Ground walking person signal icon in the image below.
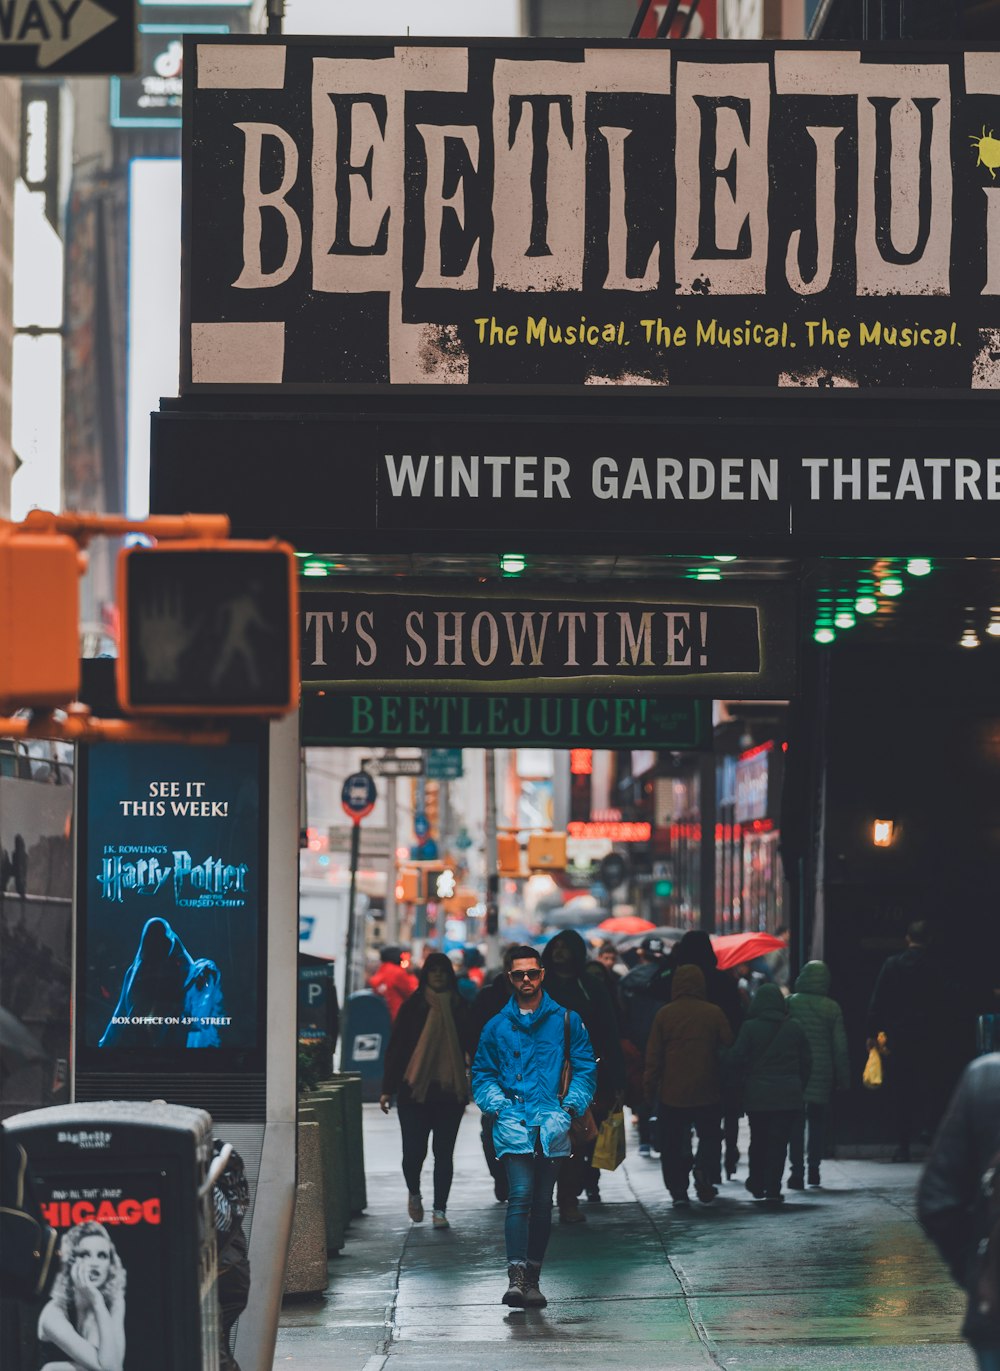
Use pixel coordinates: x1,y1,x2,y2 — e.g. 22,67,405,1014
117,540,298,715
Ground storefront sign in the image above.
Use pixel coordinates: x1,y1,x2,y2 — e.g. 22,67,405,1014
303,690,712,748
301,583,795,698
149,404,1000,552
76,743,264,1070
184,37,1000,392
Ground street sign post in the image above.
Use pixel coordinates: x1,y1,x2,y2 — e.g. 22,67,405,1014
0,0,135,74
342,771,377,997
426,748,463,780
362,755,424,778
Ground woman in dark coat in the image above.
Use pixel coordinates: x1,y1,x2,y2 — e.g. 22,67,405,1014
672,930,745,1179
379,952,474,1229
723,983,811,1203
541,930,625,1216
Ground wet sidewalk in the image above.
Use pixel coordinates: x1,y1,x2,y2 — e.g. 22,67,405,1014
274,1106,975,1371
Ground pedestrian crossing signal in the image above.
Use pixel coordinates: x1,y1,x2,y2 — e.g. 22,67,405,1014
0,529,81,710
117,540,299,716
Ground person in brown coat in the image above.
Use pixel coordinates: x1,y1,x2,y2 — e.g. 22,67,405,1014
643,965,734,1209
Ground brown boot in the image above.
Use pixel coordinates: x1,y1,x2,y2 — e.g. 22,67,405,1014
523,1262,547,1308
501,1263,527,1307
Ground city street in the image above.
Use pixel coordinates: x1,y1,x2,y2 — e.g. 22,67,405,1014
274,1107,974,1371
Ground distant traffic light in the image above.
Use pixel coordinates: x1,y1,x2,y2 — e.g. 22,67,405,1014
117,540,298,715
527,832,567,872
0,528,81,710
497,834,521,877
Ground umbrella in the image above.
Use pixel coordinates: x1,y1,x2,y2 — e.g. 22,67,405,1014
597,914,656,934
0,1005,46,1065
544,895,603,929
711,932,786,972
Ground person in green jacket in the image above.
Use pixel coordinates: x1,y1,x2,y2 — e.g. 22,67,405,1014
724,983,811,1204
786,960,849,1189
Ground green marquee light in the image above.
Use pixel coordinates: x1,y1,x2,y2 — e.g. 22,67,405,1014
880,576,904,597
813,626,836,644
696,569,722,581
713,554,738,562
500,553,526,575
302,562,329,578
855,595,879,615
834,610,856,629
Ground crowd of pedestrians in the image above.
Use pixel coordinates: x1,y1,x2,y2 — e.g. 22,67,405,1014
374,925,870,1304
371,913,1000,1334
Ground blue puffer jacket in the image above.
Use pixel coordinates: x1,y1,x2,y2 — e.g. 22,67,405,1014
471,991,596,1158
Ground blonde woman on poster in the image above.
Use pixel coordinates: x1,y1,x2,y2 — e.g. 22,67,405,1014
37,1221,126,1371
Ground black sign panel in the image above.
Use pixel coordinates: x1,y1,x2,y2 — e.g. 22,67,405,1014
302,691,712,748
184,37,1000,392
0,0,135,75
302,582,795,698
150,400,1000,553
75,742,266,1077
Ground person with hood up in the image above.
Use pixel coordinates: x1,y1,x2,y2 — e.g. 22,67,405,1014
368,945,418,1023
618,934,672,1158
472,945,596,1309
541,930,625,1218
724,982,811,1203
643,965,734,1208
379,952,474,1230
786,960,849,1189
99,917,223,1049
671,930,745,1180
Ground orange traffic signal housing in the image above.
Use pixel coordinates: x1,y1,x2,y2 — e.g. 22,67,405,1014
497,834,522,877
397,869,421,903
0,530,80,710
527,832,567,872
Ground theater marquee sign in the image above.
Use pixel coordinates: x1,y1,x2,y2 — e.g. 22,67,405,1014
184,37,1000,391
300,583,796,699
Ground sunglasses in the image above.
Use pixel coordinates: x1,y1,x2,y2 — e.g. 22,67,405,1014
508,968,542,982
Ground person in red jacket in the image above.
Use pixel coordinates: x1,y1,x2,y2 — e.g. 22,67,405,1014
368,945,418,1022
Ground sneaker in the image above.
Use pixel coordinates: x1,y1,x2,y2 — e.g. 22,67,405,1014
695,1182,718,1203
559,1203,587,1224
585,1187,602,1203
638,1143,651,1159
787,1174,805,1191
745,1178,765,1200
432,1209,450,1229
808,1169,821,1188
407,1193,424,1223
673,1197,692,1211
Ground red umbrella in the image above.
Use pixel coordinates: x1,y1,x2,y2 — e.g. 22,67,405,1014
598,914,656,934
711,932,786,972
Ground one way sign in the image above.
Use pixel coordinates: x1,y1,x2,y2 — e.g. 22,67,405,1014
0,0,134,74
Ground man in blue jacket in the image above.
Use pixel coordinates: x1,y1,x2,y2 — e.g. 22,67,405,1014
472,944,596,1310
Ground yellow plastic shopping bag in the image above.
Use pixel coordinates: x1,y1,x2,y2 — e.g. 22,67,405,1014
862,1044,883,1090
592,1109,626,1171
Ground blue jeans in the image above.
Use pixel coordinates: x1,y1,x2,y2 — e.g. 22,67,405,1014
975,1348,1000,1371
503,1151,561,1265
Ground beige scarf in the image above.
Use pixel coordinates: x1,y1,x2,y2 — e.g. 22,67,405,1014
403,989,469,1104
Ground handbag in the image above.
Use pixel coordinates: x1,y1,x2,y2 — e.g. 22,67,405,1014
862,1043,884,1090
558,1009,598,1149
592,1109,627,1171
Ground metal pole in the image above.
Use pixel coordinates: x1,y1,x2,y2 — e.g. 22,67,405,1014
484,749,500,971
344,819,361,998
385,778,398,943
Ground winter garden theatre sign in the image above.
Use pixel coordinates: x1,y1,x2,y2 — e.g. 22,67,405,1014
185,37,1000,391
